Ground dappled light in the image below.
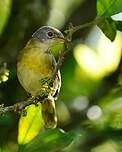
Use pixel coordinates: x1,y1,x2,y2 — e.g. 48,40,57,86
87,105,102,120
47,0,83,28
74,26,122,80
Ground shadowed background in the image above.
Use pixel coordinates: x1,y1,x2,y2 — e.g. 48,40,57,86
0,0,122,152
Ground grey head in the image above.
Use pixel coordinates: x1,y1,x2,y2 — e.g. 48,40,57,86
32,26,64,42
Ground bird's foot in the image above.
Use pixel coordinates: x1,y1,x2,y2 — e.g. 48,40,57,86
40,77,53,87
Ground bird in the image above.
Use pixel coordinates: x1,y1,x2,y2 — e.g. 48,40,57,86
17,26,65,128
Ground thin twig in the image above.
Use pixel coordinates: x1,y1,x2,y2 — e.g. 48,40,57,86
64,17,100,41
52,41,68,81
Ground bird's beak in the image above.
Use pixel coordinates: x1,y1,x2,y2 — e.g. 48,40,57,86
57,35,66,43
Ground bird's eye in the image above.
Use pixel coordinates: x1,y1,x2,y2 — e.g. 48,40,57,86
47,31,54,37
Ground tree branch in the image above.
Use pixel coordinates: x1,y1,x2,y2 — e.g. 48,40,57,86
0,95,48,115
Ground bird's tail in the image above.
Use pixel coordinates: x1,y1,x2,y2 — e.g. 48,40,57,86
42,97,57,128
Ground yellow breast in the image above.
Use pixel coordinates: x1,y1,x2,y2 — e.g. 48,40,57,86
17,44,54,96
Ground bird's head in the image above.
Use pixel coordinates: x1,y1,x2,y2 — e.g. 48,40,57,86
32,26,65,48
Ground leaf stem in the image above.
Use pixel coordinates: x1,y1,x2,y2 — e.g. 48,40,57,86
64,17,100,41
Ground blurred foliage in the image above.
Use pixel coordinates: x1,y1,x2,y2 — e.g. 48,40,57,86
0,63,9,83
74,28,122,80
0,0,122,152
47,0,84,28
0,0,12,34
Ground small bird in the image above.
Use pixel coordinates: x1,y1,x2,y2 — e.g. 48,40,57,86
17,26,65,128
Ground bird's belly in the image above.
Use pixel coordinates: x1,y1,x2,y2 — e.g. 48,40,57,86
17,50,53,96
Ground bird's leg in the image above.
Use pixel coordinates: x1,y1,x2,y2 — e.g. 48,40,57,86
40,77,53,87
39,77,54,97
26,92,31,98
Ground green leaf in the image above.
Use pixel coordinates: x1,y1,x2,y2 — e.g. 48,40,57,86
97,0,122,17
20,128,77,152
18,103,44,145
0,0,12,34
115,21,122,31
97,17,117,41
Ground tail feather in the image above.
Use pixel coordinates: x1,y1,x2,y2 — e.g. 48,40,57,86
42,97,57,128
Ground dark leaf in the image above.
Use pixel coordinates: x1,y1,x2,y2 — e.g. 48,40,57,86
97,16,117,41
115,21,122,31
